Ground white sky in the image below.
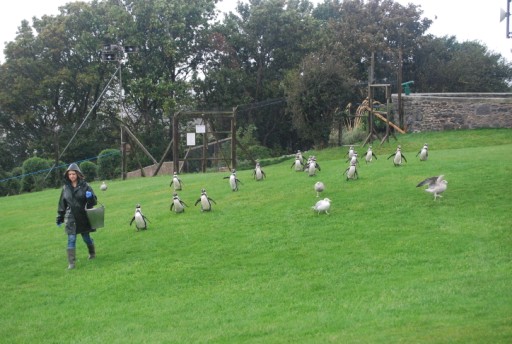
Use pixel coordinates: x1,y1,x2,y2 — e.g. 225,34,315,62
0,0,511,63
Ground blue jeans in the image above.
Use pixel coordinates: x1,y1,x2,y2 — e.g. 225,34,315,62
67,233,94,249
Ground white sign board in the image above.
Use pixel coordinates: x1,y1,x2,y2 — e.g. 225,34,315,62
186,133,196,146
196,124,206,133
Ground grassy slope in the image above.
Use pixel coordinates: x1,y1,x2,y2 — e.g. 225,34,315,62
1,129,511,343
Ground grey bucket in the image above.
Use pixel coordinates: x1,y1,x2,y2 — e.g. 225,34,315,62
85,203,105,229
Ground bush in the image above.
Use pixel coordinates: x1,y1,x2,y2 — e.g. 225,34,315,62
0,167,22,196
80,161,98,181
21,157,51,192
98,149,121,180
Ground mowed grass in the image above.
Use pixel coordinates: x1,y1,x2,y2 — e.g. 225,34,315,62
1,128,511,343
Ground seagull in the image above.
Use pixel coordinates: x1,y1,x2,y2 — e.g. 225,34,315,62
314,181,325,197
364,146,377,164
387,145,407,166
312,198,331,215
416,143,428,161
100,181,107,191
416,175,448,200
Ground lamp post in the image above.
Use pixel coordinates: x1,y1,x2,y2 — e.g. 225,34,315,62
102,44,137,180
501,0,511,38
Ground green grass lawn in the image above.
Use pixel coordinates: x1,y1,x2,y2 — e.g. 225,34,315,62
1,128,511,343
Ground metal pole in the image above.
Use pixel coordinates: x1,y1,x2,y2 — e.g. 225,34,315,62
119,60,127,180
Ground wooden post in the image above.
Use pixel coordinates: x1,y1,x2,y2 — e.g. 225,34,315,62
231,107,237,170
172,112,179,174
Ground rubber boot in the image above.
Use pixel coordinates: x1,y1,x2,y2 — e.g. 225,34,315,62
87,244,96,260
67,248,76,270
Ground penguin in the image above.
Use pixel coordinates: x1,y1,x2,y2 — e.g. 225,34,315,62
345,145,355,159
416,143,428,161
416,175,448,201
344,160,358,181
100,181,107,191
296,150,305,164
291,154,304,171
130,204,150,231
307,157,321,177
170,172,183,191
170,193,188,213
312,198,331,215
314,181,325,197
347,151,359,165
223,169,242,191
194,188,217,211
387,145,407,166
364,146,377,164
253,162,266,181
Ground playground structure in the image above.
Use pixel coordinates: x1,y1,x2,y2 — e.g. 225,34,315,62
363,83,404,146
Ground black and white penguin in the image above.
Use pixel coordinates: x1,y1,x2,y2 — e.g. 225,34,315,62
387,145,407,166
347,151,359,165
416,175,447,200
416,143,428,161
194,188,217,211
307,156,321,177
130,204,150,231
253,162,266,181
364,146,377,164
170,193,188,213
345,145,355,159
224,169,242,191
291,154,304,171
170,172,183,191
344,160,358,181
100,181,107,191
314,181,325,197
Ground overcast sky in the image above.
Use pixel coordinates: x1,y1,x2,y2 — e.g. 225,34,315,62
1,0,511,63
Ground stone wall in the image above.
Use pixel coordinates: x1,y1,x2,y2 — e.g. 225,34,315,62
391,93,512,132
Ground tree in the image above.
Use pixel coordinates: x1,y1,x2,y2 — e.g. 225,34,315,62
284,51,356,147
195,0,320,149
410,35,512,92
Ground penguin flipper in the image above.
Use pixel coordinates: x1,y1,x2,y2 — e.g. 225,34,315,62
209,197,217,204
170,203,174,211
402,154,407,162
387,154,394,160
373,153,377,159
194,199,201,206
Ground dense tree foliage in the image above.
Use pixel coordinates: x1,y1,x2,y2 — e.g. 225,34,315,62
0,0,511,188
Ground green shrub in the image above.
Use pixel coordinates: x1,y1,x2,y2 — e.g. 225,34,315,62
80,161,98,181
21,157,51,192
98,149,121,180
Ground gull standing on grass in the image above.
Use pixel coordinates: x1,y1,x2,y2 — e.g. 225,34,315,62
416,175,448,200
312,198,331,215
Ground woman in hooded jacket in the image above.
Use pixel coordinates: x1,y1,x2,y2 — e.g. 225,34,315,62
56,163,97,269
